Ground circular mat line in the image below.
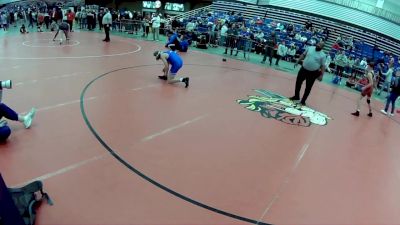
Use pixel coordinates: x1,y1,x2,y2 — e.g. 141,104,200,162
80,63,400,225
0,41,141,60
22,39,81,48
80,64,273,225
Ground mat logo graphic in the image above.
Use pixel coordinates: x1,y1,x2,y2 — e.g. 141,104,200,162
237,89,331,127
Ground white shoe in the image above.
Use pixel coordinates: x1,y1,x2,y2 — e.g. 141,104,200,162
389,113,394,117
0,120,7,127
23,108,36,129
380,109,387,115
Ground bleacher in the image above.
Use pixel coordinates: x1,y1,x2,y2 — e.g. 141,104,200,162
209,1,400,62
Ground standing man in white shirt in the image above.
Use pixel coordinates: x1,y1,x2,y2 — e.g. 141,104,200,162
289,41,326,106
151,13,161,41
102,8,112,42
219,22,228,47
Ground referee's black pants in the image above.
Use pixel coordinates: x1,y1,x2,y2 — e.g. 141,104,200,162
294,66,321,104
104,25,110,41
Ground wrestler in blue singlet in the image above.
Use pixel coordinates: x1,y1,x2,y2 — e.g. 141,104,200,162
164,50,183,75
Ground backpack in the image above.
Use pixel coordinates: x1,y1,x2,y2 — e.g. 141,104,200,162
332,75,341,85
0,180,53,225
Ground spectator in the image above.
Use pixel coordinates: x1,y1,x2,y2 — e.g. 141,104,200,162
325,54,332,73
0,88,36,142
261,31,276,65
142,14,150,38
377,63,395,96
66,9,75,32
286,44,297,62
151,13,161,41
287,22,294,33
19,24,28,33
346,55,355,75
220,22,228,46
360,57,368,69
381,70,400,116
255,29,264,42
276,40,287,66
334,50,348,82
305,19,313,30
186,20,195,32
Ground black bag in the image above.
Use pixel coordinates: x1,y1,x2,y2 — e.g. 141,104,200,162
0,180,53,225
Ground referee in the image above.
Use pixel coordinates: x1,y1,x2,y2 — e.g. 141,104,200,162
102,8,112,42
289,41,326,106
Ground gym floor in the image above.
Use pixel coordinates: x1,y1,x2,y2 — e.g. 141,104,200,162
1,29,400,225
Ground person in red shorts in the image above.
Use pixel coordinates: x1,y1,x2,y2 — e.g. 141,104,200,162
351,59,375,117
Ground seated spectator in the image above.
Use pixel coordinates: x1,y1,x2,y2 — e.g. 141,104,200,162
336,34,343,43
20,24,28,34
344,36,353,50
360,57,368,69
300,35,308,42
305,19,313,30
288,31,295,38
275,22,284,31
186,20,196,32
322,27,330,39
332,42,341,50
187,31,198,46
295,33,302,41
286,44,296,62
196,34,208,49
254,30,264,42
389,54,395,65
275,40,287,66
270,20,277,28
287,22,294,33
256,16,263,25
0,88,36,142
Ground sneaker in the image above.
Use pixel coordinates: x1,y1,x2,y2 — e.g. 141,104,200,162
289,96,300,101
0,120,7,127
389,113,394,117
183,77,189,88
300,101,306,106
380,109,388,115
158,75,167,80
23,108,36,129
351,111,360,117
367,112,373,117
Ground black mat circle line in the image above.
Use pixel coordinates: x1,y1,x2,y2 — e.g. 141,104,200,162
80,64,273,225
